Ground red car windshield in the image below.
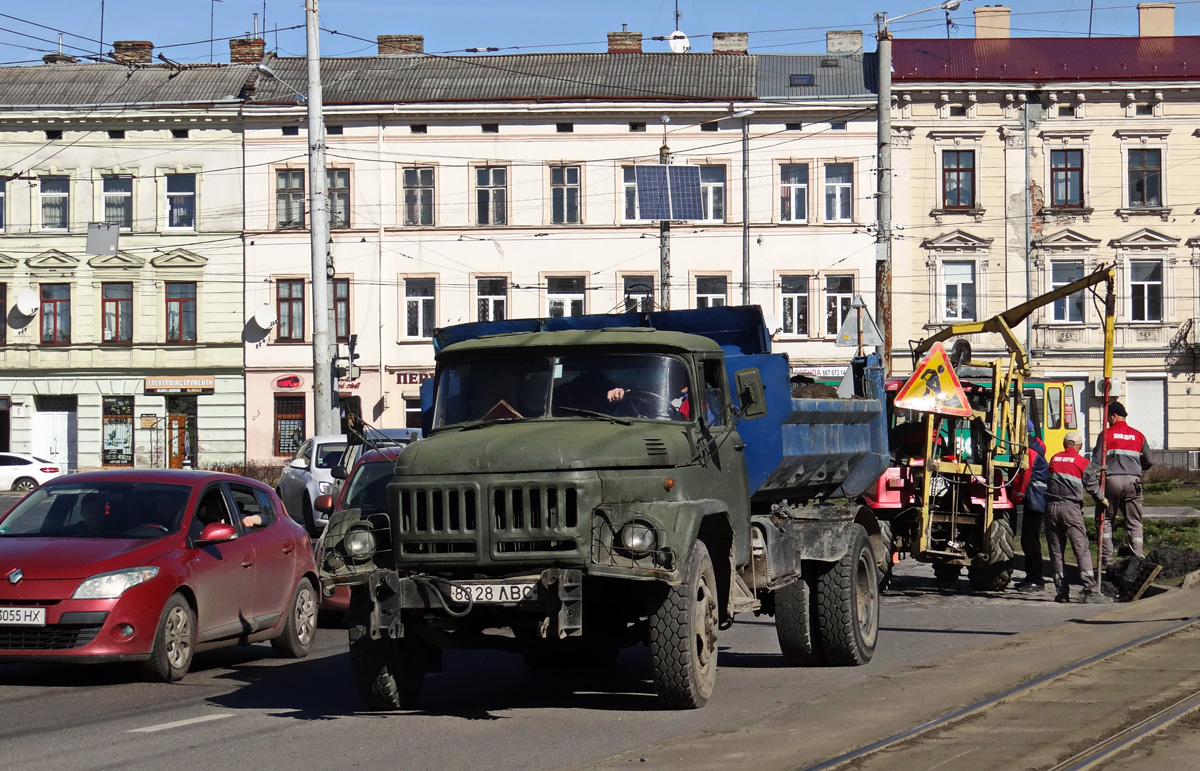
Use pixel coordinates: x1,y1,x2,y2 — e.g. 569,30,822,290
343,461,392,512
0,482,192,539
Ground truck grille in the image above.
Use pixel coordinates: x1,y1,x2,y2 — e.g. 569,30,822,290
394,476,596,565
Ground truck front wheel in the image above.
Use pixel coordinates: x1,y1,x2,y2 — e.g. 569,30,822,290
348,626,427,710
648,540,719,709
813,524,879,666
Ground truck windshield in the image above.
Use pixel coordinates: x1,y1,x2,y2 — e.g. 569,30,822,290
432,353,692,428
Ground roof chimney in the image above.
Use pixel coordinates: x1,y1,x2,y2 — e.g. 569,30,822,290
973,6,1011,38
607,31,643,53
112,40,153,64
712,31,748,55
377,34,424,55
229,37,265,64
1139,3,1175,36
42,52,78,65
826,30,863,54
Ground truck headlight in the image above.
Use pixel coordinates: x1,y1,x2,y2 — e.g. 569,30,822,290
344,526,376,560
72,567,160,599
621,522,657,552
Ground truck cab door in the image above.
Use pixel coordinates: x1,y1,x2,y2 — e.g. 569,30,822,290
695,357,751,563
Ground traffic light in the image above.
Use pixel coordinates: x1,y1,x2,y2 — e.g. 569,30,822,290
334,333,361,380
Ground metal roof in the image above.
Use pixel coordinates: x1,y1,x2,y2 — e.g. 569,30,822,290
0,63,256,109
893,36,1200,83
252,53,758,104
756,53,877,99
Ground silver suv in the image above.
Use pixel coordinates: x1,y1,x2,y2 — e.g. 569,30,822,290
275,434,347,535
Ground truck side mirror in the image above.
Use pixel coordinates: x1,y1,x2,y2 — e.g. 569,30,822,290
734,368,767,420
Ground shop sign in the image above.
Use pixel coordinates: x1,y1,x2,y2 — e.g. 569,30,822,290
144,376,216,395
338,379,362,390
274,374,304,390
790,365,848,379
140,414,159,429
396,371,433,385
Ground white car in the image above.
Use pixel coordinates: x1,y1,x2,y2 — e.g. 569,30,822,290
0,453,65,493
275,434,347,535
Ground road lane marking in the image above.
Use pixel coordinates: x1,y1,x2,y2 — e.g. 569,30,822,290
129,713,234,733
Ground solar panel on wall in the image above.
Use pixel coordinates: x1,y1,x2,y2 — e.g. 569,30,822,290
634,164,705,221
634,165,671,221
667,165,704,221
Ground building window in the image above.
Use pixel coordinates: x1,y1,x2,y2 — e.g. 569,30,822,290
949,105,967,117
403,167,435,226
781,276,810,336
1050,149,1083,208
0,284,6,343
334,277,350,342
942,150,975,209
1128,149,1162,208
277,279,305,342
696,276,727,308
622,166,643,221
166,282,197,342
943,261,976,321
405,278,436,338
282,126,300,136
830,121,847,130
410,124,427,134
556,123,574,133
327,169,350,228
629,122,646,132
102,282,133,343
624,276,655,312
171,129,189,139
40,284,70,343
0,177,5,230
1130,259,1163,322
482,123,499,134
700,122,718,132
824,164,853,222
108,129,125,140
825,276,854,335
103,175,133,230
700,166,726,222
1051,261,1084,323
274,396,305,456
547,276,585,317
476,166,507,225
404,397,422,428
780,164,809,223
102,396,134,466
477,277,507,322
166,173,195,229
550,165,580,224
276,170,306,228
40,175,69,230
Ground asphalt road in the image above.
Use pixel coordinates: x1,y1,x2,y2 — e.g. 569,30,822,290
0,562,1116,771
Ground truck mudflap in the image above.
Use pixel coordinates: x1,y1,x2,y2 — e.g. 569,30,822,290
364,568,583,641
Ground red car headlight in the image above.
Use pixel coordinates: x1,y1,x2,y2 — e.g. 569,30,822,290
72,567,160,599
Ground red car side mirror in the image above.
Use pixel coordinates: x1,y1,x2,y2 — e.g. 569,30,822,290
196,522,237,545
314,494,334,514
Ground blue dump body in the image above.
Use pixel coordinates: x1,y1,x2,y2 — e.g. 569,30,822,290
430,306,889,503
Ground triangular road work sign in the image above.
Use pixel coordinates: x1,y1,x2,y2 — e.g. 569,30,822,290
894,341,972,417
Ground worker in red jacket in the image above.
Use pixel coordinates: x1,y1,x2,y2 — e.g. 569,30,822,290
1092,402,1154,564
1045,431,1111,603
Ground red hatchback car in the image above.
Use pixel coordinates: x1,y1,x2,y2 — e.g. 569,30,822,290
0,470,319,681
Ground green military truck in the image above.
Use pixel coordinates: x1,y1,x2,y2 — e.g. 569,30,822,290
318,306,891,709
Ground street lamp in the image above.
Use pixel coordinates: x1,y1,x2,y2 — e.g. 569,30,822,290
254,63,307,103
730,109,755,306
874,1,961,373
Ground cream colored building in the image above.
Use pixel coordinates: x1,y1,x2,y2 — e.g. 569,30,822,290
891,3,1200,453
0,47,252,469
241,32,883,463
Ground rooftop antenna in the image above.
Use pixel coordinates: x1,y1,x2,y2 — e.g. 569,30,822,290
210,0,224,63
667,0,690,53
99,0,105,58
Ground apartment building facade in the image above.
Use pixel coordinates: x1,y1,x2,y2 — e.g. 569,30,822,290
241,31,882,462
891,3,1200,450
0,46,252,469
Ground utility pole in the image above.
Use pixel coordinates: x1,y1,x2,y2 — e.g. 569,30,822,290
875,1,961,375
306,0,335,436
741,112,751,305
659,126,671,310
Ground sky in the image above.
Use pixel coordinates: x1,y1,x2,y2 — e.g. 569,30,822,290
4,0,1200,65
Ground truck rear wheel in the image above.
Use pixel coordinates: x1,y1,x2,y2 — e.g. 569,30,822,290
876,519,895,591
813,524,879,666
774,575,824,666
648,540,719,709
968,518,1015,592
348,626,427,710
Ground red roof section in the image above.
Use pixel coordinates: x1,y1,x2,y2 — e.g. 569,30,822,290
893,36,1200,82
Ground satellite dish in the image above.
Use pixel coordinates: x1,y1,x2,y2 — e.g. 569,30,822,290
668,30,691,54
15,289,38,316
253,304,278,329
